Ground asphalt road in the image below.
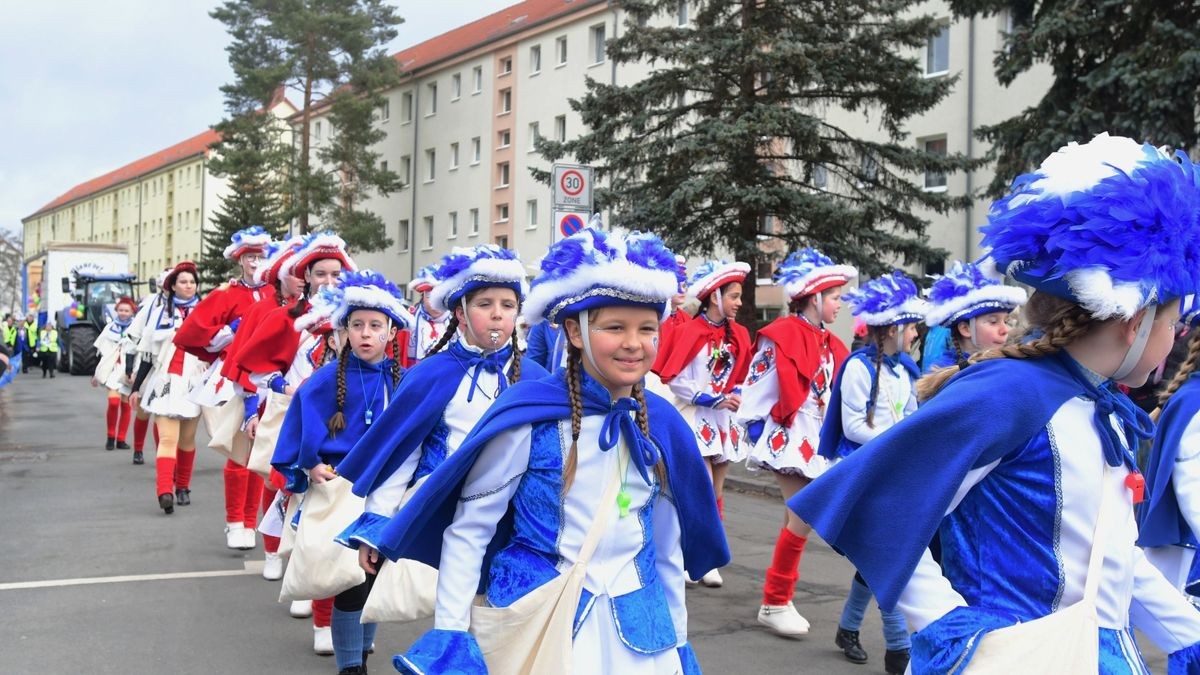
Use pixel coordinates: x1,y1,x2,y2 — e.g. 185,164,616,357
0,372,1169,674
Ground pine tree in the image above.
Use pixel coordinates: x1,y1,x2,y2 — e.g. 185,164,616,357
949,0,1200,197
536,0,979,325
210,0,404,251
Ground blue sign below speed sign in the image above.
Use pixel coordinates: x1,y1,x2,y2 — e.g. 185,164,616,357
559,213,586,238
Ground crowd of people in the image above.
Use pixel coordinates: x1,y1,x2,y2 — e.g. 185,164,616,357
70,133,1200,674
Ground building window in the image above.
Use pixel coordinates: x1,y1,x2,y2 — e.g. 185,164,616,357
400,155,412,187
924,137,948,190
530,45,541,74
470,208,480,235
472,66,483,93
997,10,1015,53
314,121,322,140
449,211,459,239
497,162,510,188
556,36,567,66
590,24,606,64
402,92,413,122
526,199,538,228
496,204,509,222
427,82,438,115
380,99,390,122
423,216,435,249
498,129,511,148
450,142,460,170
398,219,410,251
528,122,541,151
380,160,388,172
425,149,436,182
471,137,482,164
859,152,879,185
554,115,566,142
451,72,462,99
500,56,512,75
812,164,828,189
499,88,512,114
677,0,689,26
926,24,950,76
496,235,509,249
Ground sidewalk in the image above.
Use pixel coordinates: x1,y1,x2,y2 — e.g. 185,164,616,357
725,459,782,499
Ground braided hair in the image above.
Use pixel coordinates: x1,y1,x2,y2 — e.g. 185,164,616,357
426,289,524,386
326,341,353,437
425,316,460,357
288,283,311,318
390,331,403,388
917,292,1099,402
1154,329,1200,420
509,327,522,385
865,326,888,428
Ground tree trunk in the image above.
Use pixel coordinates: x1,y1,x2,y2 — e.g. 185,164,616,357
298,39,315,235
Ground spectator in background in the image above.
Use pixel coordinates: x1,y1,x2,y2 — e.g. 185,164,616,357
19,314,37,373
37,322,57,378
3,315,16,350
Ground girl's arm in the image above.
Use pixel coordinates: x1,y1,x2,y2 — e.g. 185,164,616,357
840,358,882,446
667,348,725,408
1130,546,1200,666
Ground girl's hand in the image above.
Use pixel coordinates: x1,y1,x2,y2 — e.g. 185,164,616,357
310,464,337,484
359,545,381,574
90,378,99,387
284,384,296,396
245,416,260,440
129,392,140,409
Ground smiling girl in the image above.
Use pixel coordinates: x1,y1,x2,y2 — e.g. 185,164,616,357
922,260,1027,373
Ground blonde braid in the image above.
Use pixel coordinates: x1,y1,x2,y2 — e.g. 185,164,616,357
631,382,668,486
1153,330,1200,420
509,328,522,384
562,343,584,496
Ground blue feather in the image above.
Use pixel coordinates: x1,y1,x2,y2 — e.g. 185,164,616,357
773,248,838,287
844,271,920,318
928,261,998,305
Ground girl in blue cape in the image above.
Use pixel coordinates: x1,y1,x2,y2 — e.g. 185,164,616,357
921,260,1026,373
1139,294,1200,600
271,270,412,675
818,271,926,673
375,227,728,674
334,245,547,565
789,133,1200,673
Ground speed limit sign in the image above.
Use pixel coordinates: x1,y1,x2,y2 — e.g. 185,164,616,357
552,163,593,210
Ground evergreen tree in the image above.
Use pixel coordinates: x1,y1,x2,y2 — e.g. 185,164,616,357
949,0,1200,197
537,0,979,325
211,0,403,251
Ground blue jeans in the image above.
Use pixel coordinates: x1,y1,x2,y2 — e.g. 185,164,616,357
839,571,910,651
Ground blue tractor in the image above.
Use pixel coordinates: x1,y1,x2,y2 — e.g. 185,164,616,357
57,272,138,375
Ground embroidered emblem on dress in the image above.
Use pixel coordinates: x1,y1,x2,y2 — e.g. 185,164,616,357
707,343,733,386
730,424,740,447
799,439,815,461
748,346,774,384
214,378,226,393
699,421,717,447
768,427,788,457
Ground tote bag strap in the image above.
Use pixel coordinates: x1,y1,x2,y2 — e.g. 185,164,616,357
574,443,626,567
1081,466,1116,604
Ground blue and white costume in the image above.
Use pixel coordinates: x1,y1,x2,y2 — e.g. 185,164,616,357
790,134,1200,673
377,228,729,675
922,260,1027,374
406,264,452,363
94,313,134,395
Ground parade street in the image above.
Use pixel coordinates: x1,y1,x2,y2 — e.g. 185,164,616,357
0,377,1170,674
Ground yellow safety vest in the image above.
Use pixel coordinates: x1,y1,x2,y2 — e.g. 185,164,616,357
38,329,58,353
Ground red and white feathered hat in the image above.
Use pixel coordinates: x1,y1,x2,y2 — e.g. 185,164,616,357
282,232,356,280
686,260,751,301
773,248,857,300
254,236,305,286
222,226,272,260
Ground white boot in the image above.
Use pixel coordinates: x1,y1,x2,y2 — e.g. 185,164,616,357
701,568,724,588
757,602,810,637
224,523,245,550
238,527,257,551
262,552,283,581
289,599,313,618
313,625,334,655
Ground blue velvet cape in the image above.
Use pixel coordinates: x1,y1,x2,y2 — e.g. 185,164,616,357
818,345,920,460
335,342,548,497
1138,374,1200,550
271,353,402,493
789,352,1095,610
373,369,731,583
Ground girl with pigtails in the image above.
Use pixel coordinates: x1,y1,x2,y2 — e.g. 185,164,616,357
653,260,753,588
367,227,727,674
921,260,1027,373
792,134,1200,673
334,245,547,570
271,271,412,675
817,271,927,674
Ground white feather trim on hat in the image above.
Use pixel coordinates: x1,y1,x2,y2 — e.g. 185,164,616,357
522,258,679,326
686,262,751,300
781,264,858,299
924,284,1027,327
284,233,356,279
335,285,413,331
857,297,930,326
428,257,528,314
1064,267,1146,321
222,230,273,259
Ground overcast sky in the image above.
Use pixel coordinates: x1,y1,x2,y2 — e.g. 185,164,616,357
0,0,516,236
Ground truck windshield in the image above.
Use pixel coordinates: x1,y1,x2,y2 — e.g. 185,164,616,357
89,281,132,306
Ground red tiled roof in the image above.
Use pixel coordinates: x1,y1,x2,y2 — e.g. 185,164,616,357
25,128,220,221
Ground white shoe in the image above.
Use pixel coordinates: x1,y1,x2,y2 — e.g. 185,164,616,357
238,527,257,551
757,602,810,637
313,625,334,655
224,523,245,550
685,578,700,587
262,552,283,580
700,568,724,588
289,600,313,618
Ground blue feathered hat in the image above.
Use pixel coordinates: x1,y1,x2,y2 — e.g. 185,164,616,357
428,245,527,313
844,271,928,326
924,260,1027,328
298,269,413,332
773,248,857,299
686,260,751,301
1180,294,1200,327
524,227,680,326
407,264,442,294
982,133,1200,320
223,226,272,260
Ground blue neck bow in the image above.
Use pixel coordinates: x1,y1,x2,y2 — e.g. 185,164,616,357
585,382,661,486
449,339,513,402
1061,354,1154,468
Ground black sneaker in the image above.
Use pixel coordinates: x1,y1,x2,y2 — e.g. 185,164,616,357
884,649,910,675
835,627,868,664
132,451,144,465
158,492,174,515
105,437,115,451
116,441,131,450
175,488,191,506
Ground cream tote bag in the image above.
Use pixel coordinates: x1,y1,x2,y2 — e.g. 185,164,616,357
361,477,439,624
246,391,292,478
962,469,1115,673
279,477,366,602
278,494,300,560
468,453,622,675
206,395,251,466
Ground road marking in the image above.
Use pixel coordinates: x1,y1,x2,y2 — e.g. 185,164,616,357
0,561,265,591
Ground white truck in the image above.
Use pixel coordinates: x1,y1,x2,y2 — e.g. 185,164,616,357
23,242,138,374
